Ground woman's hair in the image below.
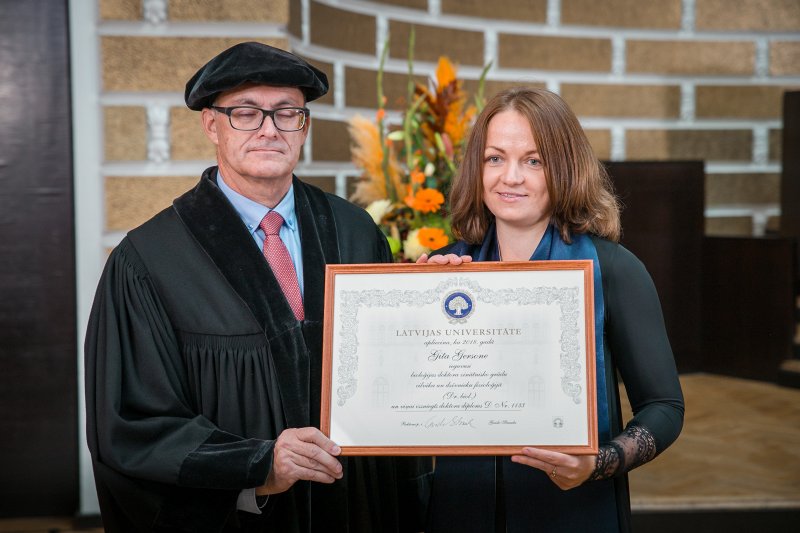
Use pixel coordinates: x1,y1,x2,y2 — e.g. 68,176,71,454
450,87,621,244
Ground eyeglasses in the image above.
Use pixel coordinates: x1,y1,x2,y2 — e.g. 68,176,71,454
211,106,310,132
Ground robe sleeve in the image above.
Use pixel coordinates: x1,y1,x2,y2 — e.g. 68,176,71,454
589,242,685,480
85,239,273,491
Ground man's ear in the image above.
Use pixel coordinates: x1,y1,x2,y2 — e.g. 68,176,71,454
201,108,219,145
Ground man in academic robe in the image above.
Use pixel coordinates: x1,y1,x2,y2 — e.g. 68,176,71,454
84,42,431,533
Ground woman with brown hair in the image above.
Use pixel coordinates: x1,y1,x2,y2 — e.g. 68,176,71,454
421,87,684,532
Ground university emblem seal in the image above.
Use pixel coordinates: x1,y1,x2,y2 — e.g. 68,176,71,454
443,290,474,323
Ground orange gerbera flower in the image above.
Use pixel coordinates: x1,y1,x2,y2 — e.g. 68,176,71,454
417,227,449,249
404,185,415,208
411,188,445,213
410,169,425,184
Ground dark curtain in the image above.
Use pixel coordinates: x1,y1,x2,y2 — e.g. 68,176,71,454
0,0,78,517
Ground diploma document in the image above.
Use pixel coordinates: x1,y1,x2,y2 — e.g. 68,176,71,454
320,261,597,456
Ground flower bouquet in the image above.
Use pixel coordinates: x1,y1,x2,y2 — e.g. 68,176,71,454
348,38,487,261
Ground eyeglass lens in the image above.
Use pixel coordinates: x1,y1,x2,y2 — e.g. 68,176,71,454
229,107,306,131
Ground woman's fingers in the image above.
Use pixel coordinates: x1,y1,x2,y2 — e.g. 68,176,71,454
424,253,473,265
510,447,596,490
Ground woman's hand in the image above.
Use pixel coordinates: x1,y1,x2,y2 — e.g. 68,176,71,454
416,253,473,265
511,447,597,490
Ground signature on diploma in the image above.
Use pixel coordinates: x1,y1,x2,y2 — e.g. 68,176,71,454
488,419,518,425
423,415,476,429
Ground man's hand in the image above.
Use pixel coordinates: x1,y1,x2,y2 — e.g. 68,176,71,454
255,427,343,495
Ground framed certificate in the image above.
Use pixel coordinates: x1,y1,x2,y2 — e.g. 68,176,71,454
320,261,597,456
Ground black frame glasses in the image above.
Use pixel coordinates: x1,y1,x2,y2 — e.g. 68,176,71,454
211,105,310,132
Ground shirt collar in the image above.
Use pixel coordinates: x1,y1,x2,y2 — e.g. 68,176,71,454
216,170,298,234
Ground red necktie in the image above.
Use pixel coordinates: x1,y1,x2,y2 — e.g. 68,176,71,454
259,211,304,321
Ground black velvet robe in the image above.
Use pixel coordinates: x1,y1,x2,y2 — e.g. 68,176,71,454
85,168,432,533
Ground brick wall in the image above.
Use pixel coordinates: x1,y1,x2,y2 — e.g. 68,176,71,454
92,0,800,240
95,0,289,245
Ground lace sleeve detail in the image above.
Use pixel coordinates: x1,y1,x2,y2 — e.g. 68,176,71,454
587,423,657,482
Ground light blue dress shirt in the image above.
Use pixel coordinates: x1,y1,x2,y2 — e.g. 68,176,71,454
217,171,304,514
217,171,304,296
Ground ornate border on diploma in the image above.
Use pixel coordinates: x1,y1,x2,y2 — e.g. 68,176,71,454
335,277,583,407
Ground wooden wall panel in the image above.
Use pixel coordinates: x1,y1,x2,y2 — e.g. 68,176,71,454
780,91,800,241
605,161,705,373
703,237,795,381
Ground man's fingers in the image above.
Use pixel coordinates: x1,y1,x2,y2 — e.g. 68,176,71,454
277,447,342,479
295,427,341,456
290,428,343,475
263,428,345,494
303,466,338,484
275,428,343,477
290,445,343,477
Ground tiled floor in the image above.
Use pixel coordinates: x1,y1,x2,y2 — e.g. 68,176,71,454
625,373,800,511
2,374,798,531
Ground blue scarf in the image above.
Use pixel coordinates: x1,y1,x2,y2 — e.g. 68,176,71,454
449,223,610,441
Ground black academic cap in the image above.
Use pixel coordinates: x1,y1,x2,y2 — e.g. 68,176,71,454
184,41,329,110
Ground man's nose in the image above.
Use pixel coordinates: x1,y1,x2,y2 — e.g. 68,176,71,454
257,113,280,135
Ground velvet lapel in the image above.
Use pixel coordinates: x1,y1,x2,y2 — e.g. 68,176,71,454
172,167,299,330
292,178,340,428
293,176,340,322
291,180,349,525
172,168,313,428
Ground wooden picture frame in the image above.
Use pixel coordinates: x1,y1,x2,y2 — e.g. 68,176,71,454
321,261,598,456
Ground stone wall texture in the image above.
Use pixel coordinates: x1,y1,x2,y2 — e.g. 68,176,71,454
95,0,799,237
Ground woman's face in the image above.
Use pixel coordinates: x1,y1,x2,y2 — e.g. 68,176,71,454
482,109,552,234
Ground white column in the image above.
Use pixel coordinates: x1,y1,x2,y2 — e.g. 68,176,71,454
69,0,102,516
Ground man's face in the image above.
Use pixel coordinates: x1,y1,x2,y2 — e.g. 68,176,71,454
202,83,308,191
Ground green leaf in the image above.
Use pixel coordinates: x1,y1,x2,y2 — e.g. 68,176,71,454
386,130,406,142
407,27,415,102
386,236,402,255
475,61,492,112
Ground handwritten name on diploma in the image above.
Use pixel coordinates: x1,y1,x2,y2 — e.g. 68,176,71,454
428,349,489,362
